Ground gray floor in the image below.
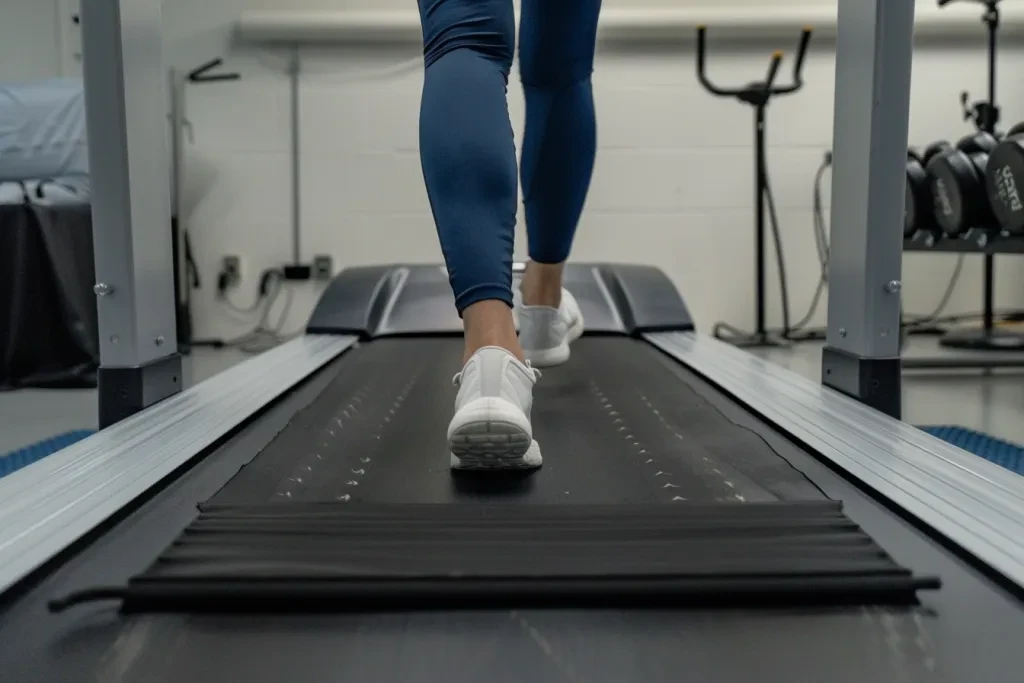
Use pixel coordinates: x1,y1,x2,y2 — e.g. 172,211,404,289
753,337,1024,444
0,348,248,456
2,337,1024,457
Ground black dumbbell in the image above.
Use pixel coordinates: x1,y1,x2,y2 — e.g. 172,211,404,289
1007,121,1024,137
905,141,952,237
985,128,1024,235
926,132,999,237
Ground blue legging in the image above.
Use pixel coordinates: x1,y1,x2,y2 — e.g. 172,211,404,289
418,0,601,313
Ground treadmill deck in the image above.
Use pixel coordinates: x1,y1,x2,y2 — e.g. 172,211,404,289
3,338,1019,682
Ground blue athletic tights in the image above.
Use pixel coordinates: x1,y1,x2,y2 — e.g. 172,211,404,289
418,0,601,313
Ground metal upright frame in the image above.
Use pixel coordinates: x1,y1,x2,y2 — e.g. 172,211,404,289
0,0,354,595
81,0,182,428
821,0,916,420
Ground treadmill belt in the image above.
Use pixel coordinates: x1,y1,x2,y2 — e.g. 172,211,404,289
210,337,826,506
43,336,940,615
50,501,938,613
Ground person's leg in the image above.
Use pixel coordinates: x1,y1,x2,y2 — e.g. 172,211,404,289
418,0,541,470
516,0,602,365
418,0,523,364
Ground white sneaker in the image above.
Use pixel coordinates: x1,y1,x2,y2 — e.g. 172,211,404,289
516,288,585,367
448,346,543,471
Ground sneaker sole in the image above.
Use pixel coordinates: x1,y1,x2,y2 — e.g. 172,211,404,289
567,312,585,342
448,397,540,470
450,440,543,471
525,342,570,368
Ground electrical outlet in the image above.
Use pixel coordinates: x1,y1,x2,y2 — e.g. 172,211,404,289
221,255,241,288
313,254,333,281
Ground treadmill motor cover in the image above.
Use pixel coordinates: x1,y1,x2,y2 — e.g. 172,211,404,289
306,263,696,338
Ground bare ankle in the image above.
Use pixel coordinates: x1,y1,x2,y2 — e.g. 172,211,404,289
462,299,524,363
521,261,565,308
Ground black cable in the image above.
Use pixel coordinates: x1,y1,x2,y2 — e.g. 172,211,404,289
789,281,828,336
711,322,756,342
761,152,791,336
903,255,966,328
222,285,266,315
785,152,972,343
48,587,126,612
788,154,832,335
222,271,291,353
197,269,299,354
790,307,1024,342
711,115,793,344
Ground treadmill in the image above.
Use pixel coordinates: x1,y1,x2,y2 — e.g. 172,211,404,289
2,1,1023,682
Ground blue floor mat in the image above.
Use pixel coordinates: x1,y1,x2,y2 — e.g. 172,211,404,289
0,430,95,479
919,425,1024,475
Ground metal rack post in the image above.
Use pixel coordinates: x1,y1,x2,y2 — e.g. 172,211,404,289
822,0,916,419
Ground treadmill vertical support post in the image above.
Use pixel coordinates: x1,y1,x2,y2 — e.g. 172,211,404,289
81,0,182,428
822,0,915,419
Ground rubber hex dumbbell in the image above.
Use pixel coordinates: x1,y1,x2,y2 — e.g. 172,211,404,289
985,129,1024,235
926,132,999,237
905,141,952,237
1006,121,1024,137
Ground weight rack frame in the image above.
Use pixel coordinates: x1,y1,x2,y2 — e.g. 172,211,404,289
903,230,1024,369
900,0,1024,369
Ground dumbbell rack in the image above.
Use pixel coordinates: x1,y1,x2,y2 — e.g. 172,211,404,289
903,229,1024,368
899,0,1024,369
905,230,1024,254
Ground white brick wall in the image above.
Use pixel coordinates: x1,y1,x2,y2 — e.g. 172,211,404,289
12,0,1024,341
180,39,1024,340
0,0,62,81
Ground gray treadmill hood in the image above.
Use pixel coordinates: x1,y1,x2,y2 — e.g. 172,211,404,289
305,263,696,338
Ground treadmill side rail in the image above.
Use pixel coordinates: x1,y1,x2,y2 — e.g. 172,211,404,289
306,263,694,338
648,331,1024,592
0,334,356,596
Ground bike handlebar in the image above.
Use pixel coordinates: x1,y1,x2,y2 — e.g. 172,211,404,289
696,26,812,98
189,58,241,83
938,0,1002,7
765,51,783,91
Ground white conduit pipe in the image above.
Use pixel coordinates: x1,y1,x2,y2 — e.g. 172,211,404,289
236,6,1024,46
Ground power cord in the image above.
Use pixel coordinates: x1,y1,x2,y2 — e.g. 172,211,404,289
903,255,965,330
194,269,300,354
711,119,793,343
786,152,832,338
786,149,972,343
762,152,792,337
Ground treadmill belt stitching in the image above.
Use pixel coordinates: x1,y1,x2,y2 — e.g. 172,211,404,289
48,502,940,614
210,338,826,506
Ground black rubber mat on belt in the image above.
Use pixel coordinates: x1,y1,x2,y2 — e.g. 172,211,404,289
49,501,939,613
